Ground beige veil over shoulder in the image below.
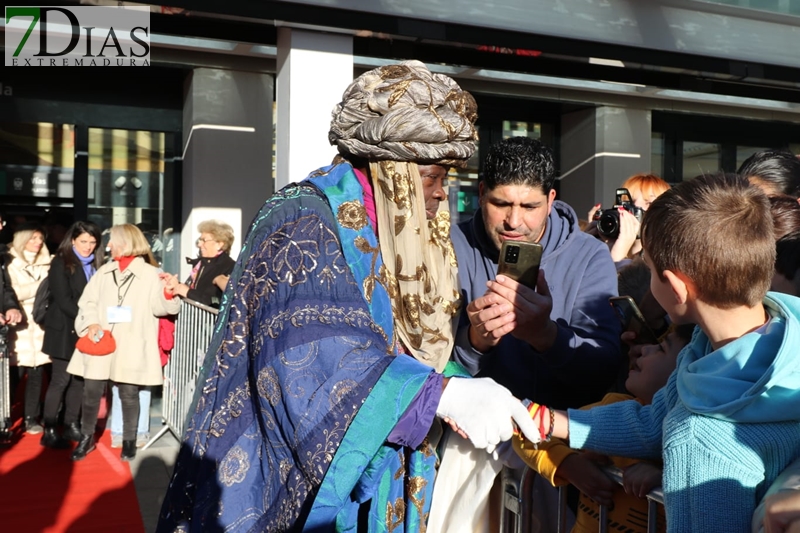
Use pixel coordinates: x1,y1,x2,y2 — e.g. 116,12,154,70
329,61,478,371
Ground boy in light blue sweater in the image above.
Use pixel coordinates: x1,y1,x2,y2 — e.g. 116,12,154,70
528,173,800,533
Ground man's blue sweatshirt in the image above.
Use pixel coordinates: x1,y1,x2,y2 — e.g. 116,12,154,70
451,199,621,408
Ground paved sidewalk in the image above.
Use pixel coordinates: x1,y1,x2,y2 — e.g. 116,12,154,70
129,400,181,533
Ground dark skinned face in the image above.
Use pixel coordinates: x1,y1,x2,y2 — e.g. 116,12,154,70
419,164,449,220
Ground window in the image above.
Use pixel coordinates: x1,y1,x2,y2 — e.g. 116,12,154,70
87,127,176,266
682,141,720,181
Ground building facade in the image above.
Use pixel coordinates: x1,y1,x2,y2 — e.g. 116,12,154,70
2,0,799,277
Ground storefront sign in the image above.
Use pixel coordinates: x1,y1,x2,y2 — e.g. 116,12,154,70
5,6,150,67
2,169,69,197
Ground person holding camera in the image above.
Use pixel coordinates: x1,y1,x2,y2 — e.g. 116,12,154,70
588,174,670,266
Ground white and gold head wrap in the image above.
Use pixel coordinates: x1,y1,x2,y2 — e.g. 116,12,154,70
329,60,478,372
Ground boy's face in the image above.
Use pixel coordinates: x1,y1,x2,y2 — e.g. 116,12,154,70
625,331,686,404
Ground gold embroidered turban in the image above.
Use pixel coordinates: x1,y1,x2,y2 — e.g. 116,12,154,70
327,61,478,372
329,60,478,168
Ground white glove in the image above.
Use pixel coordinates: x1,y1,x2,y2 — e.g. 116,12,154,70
436,377,541,452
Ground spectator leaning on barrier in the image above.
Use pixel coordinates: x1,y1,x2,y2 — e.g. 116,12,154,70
164,220,236,309
514,324,695,533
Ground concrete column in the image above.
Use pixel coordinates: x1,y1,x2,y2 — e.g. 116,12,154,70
276,28,353,188
178,68,273,279
558,107,651,221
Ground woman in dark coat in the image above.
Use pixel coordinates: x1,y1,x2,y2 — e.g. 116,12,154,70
167,220,236,308
40,221,102,448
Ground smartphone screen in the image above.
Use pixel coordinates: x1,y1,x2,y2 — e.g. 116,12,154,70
498,241,543,290
609,296,659,344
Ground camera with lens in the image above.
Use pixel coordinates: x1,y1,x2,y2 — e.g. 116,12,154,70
595,188,644,239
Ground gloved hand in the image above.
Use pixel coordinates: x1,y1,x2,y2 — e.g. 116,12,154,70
436,377,541,452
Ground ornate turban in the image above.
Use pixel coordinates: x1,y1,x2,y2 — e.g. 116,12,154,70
329,60,478,168
328,61,478,372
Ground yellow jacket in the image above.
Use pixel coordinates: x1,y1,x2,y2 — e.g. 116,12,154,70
513,393,666,533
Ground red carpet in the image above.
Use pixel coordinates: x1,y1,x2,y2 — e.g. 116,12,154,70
0,422,145,533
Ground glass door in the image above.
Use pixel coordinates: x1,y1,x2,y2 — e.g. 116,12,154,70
87,127,177,267
0,122,76,250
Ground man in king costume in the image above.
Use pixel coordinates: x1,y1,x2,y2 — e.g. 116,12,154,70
157,61,541,532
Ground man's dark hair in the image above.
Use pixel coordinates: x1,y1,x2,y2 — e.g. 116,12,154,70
482,137,556,192
770,195,800,241
737,149,800,198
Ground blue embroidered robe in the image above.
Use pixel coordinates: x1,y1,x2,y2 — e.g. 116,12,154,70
157,161,444,532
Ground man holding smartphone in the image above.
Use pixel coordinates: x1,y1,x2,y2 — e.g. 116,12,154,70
451,136,622,411
432,137,623,533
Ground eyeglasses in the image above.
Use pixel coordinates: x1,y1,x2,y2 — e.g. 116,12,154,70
196,238,216,245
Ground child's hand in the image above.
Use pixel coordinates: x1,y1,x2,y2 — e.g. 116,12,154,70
557,453,616,507
622,462,662,499
763,490,800,533
442,416,468,440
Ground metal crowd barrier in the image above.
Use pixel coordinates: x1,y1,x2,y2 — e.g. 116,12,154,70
144,298,218,450
0,325,11,441
501,465,665,533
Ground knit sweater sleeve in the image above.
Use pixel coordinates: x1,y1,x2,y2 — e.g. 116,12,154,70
567,372,678,460
663,431,767,533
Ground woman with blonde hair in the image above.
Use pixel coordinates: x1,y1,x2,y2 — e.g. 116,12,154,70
6,224,52,434
68,223,180,462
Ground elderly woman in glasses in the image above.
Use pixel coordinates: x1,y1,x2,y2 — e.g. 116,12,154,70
165,220,236,308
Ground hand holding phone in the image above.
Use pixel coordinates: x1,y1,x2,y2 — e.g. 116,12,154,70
609,296,659,345
498,241,543,290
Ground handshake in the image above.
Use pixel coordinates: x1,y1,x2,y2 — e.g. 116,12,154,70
436,377,546,452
